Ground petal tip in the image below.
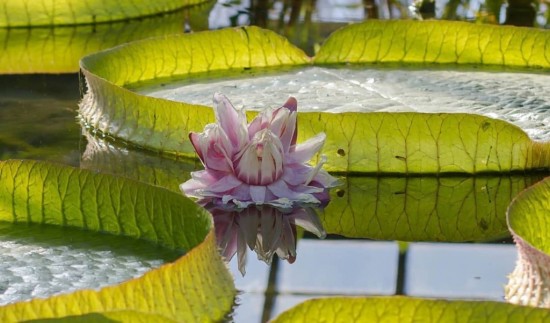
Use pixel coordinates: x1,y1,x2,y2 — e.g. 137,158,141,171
283,97,297,112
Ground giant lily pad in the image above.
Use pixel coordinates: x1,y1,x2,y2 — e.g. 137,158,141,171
505,177,550,308
0,160,235,321
79,22,550,173
271,297,550,322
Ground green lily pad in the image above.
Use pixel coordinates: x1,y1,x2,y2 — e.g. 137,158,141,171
79,23,550,173
0,160,235,321
271,296,550,322
315,20,550,69
505,177,550,307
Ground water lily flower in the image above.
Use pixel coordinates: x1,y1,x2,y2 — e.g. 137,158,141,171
208,203,326,275
180,93,338,208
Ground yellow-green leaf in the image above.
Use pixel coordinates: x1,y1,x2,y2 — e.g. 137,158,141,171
0,160,235,321
0,4,213,74
271,296,550,322
79,26,310,157
0,0,208,27
315,20,550,69
79,25,550,174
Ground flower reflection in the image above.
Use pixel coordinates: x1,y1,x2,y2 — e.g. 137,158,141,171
205,203,326,275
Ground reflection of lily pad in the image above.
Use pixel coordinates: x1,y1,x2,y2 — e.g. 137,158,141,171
0,0,208,27
322,175,544,241
0,4,213,74
0,160,235,321
81,131,199,192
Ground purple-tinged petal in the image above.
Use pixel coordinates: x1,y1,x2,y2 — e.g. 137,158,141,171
281,164,314,186
213,92,248,150
281,97,298,148
282,96,297,113
203,174,243,194
248,110,270,138
190,124,234,172
250,185,267,203
288,132,326,164
269,107,297,152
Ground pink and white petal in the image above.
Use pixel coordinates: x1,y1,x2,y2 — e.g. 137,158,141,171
281,96,297,112
269,108,297,152
248,111,270,138
213,92,248,149
189,132,205,163
288,132,326,164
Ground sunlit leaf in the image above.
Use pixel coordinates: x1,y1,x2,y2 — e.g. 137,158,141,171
79,25,550,173
79,26,310,157
271,296,550,322
505,177,550,308
315,20,550,69
322,175,543,241
0,0,208,27
0,160,235,321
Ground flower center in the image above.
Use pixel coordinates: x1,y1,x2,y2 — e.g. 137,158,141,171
234,129,284,186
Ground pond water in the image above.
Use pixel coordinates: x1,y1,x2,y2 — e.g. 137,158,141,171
1,1,549,322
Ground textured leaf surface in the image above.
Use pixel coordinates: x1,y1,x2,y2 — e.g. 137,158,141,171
271,297,550,322
505,177,550,307
80,26,310,156
0,160,235,321
0,0,206,27
507,178,550,254
315,20,550,69
322,175,543,241
79,25,550,173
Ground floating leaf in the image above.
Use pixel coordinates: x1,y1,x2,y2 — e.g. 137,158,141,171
0,160,235,321
505,177,550,307
79,25,550,173
322,175,543,242
271,296,550,322
79,26,310,157
315,20,550,69
0,0,208,27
